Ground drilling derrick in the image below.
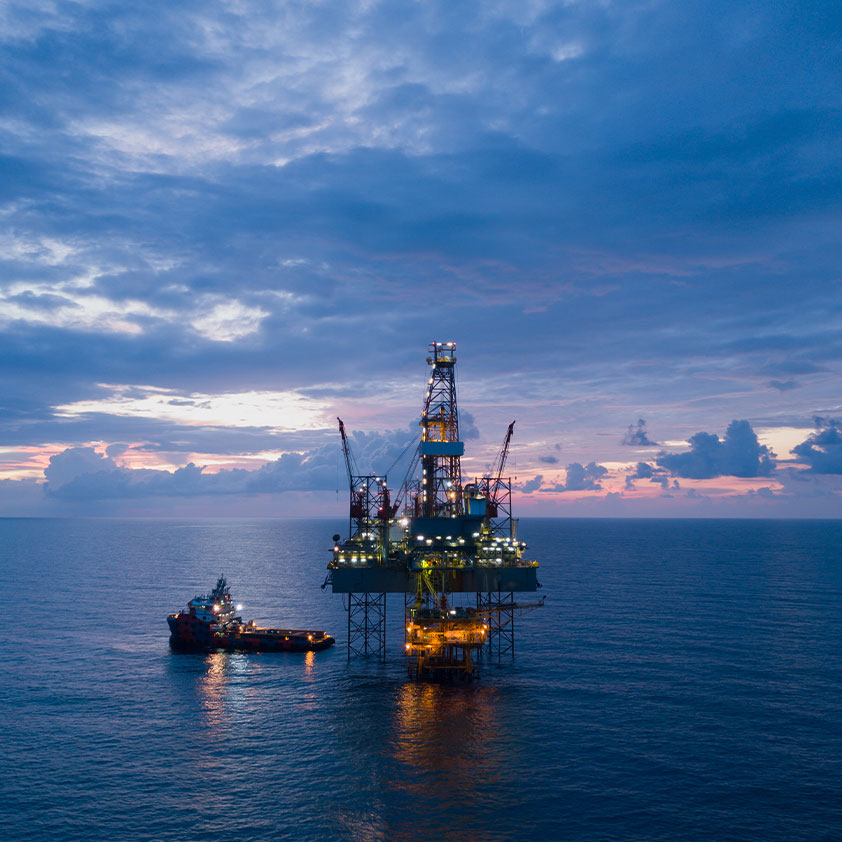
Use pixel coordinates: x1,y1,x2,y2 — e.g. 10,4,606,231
418,343,462,518
327,342,543,678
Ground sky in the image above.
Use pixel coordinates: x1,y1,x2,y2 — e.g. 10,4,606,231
1,0,841,518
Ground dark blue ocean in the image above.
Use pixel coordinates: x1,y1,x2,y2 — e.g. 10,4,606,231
3,518,842,841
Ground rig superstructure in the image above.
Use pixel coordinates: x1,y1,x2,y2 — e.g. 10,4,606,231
326,342,543,679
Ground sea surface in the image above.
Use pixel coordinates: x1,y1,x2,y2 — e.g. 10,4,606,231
2,517,842,842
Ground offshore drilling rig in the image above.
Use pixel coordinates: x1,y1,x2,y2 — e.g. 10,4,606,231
325,342,543,679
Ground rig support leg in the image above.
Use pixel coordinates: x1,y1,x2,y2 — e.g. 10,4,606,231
477,590,515,662
348,592,386,661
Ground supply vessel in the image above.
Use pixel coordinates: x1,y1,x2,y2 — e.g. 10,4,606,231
168,576,335,652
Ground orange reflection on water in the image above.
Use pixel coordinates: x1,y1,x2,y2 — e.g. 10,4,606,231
390,681,507,799
197,651,253,732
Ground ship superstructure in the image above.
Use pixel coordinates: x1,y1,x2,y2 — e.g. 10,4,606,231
168,576,335,652
327,342,543,678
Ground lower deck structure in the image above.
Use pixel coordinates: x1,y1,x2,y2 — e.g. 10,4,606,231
329,566,542,677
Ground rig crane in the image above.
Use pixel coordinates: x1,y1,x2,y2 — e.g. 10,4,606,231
337,417,358,495
485,421,515,517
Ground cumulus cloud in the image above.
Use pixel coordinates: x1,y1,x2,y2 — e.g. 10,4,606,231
541,462,608,492
624,460,671,490
622,419,657,447
791,417,842,474
43,425,418,501
630,461,654,478
521,474,543,494
459,411,481,440
44,447,119,488
656,420,775,479
566,462,608,490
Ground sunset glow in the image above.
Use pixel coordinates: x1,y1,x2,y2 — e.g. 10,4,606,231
0,1,839,517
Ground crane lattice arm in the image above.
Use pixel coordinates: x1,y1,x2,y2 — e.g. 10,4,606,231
492,421,515,485
337,417,358,494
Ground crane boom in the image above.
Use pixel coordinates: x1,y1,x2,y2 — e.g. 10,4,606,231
491,421,516,486
337,417,357,493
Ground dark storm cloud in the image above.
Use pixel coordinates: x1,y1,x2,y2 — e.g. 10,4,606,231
1,0,841,514
622,419,658,447
791,417,842,474
656,420,775,479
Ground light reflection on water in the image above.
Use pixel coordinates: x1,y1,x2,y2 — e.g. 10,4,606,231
197,651,255,729
391,682,504,791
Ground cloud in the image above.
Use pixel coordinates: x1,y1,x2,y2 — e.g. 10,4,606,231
630,461,654,478
538,454,558,464
625,460,666,489
0,0,840,516
7,291,80,311
791,417,842,474
459,411,480,440
623,460,679,491
42,425,419,500
521,474,543,494
622,419,657,447
541,461,608,492
656,419,775,479
44,446,119,488
767,380,799,392
566,461,608,490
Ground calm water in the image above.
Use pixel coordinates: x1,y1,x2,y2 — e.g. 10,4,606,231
2,518,842,841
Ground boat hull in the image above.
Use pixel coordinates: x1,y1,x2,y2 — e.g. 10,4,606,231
168,614,335,653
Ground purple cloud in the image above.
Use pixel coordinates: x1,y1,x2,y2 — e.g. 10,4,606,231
791,417,842,474
657,420,775,479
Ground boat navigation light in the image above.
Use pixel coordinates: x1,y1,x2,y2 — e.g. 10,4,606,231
236,604,243,611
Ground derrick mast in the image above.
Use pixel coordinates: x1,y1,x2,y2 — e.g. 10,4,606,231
418,342,463,518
